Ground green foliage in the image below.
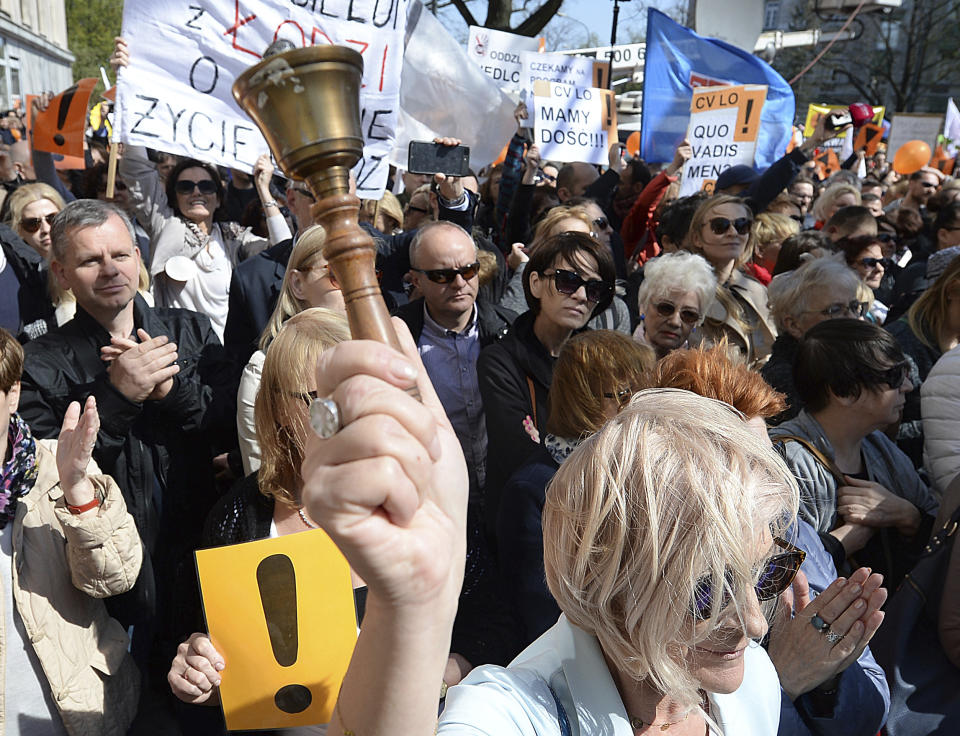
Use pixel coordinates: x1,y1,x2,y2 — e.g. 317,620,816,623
66,0,124,83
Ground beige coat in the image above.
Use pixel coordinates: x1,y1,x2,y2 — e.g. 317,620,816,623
690,269,777,368
4,441,142,736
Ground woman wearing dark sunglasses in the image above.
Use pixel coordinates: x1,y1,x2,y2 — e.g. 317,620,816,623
6,182,65,261
837,235,891,323
634,251,716,358
477,231,614,540
770,319,939,589
684,195,776,367
439,389,800,735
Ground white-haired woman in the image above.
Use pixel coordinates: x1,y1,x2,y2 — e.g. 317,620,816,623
634,252,717,358
762,256,866,424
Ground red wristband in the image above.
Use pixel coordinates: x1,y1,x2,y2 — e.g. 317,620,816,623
67,497,100,515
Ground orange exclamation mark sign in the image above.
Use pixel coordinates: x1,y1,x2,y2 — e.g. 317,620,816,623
733,88,765,142
257,554,312,714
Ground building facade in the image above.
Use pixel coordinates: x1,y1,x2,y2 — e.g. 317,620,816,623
0,0,73,111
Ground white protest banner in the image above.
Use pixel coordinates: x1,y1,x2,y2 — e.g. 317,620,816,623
116,0,408,197
944,98,960,156
679,84,767,196
565,43,646,74
466,26,543,91
887,113,944,159
533,80,616,166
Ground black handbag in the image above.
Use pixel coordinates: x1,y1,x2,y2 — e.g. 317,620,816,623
871,507,960,736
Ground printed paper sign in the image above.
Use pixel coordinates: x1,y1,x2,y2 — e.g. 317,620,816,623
522,51,607,92
196,529,357,731
533,80,616,166
116,0,408,197
680,84,767,196
467,25,543,91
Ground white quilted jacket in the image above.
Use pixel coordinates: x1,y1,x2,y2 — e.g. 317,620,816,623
922,344,960,496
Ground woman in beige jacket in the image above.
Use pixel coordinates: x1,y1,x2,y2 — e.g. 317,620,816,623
0,329,142,735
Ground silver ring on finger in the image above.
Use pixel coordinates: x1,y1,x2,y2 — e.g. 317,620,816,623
825,630,845,645
310,397,342,439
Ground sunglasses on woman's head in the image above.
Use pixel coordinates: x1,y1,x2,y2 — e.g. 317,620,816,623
175,179,218,195
691,536,805,620
541,268,613,303
20,214,56,233
706,216,752,235
411,261,480,284
652,301,700,325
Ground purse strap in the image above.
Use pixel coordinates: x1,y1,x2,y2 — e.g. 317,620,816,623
526,375,538,429
773,434,847,486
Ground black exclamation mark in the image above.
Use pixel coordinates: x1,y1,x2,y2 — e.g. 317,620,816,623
257,554,312,714
741,99,754,135
52,85,78,147
605,94,613,128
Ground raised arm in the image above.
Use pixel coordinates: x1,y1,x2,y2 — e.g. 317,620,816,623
300,319,467,736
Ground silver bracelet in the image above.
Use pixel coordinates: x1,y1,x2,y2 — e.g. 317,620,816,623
262,199,279,209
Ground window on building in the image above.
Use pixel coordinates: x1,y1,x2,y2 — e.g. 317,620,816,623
764,1,780,30
877,18,900,50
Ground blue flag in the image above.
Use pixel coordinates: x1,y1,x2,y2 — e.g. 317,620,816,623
641,8,795,169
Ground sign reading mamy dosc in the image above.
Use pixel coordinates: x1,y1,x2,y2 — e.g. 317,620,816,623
117,0,408,197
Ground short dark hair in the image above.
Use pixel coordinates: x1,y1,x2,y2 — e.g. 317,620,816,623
772,230,833,276
794,319,906,412
655,192,709,247
165,158,225,220
934,202,960,234
835,234,884,266
625,158,652,188
522,231,615,316
825,205,876,235
909,169,936,181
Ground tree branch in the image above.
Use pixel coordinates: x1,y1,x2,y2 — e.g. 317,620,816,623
450,0,479,28
514,0,565,36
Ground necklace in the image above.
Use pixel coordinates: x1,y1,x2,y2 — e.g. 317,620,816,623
298,507,317,529
628,712,689,732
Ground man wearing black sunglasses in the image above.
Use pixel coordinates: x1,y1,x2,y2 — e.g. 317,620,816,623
394,222,516,499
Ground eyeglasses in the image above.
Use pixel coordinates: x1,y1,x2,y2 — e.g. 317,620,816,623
593,216,610,231
534,169,557,185
405,205,429,215
918,181,938,188
291,185,315,201
602,387,633,407
174,179,218,195
651,301,701,325
881,361,909,390
411,261,480,284
789,215,803,223
691,536,806,620
540,268,613,303
858,256,893,270
20,213,56,233
706,216,752,235
810,300,870,318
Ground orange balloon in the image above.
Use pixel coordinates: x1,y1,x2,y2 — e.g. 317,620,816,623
625,131,641,157
892,139,932,175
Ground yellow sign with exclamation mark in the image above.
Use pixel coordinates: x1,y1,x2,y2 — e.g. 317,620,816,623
196,528,358,731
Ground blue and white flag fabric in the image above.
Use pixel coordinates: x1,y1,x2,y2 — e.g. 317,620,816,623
641,8,795,168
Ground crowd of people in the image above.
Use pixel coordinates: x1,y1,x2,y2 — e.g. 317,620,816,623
0,31,959,736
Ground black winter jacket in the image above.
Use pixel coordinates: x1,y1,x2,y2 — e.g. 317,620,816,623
477,309,555,538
